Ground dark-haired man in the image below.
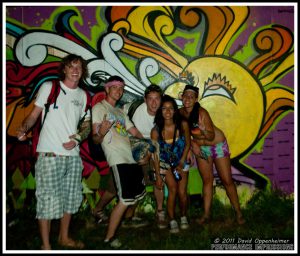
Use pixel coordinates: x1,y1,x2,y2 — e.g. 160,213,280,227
123,84,167,229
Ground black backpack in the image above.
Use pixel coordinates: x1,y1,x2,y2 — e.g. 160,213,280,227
127,98,144,122
86,92,107,162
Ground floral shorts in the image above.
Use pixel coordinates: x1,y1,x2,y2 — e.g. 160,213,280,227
200,140,231,159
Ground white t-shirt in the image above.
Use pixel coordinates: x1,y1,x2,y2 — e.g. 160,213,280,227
92,99,135,166
35,81,90,156
125,102,155,139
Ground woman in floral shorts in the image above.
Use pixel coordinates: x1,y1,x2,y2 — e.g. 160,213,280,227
179,84,245,226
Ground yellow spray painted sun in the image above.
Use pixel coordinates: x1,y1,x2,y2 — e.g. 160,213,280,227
110,5,294,187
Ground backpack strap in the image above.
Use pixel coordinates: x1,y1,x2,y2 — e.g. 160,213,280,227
128,98,144,122
84,90,92,112
41,80,64,128
76,89,92,131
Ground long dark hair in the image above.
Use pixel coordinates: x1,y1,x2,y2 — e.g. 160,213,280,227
154,95,182,140
188,102,201,129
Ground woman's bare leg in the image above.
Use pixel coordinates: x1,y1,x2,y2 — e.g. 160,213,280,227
214,157,245,224
196,156,214,223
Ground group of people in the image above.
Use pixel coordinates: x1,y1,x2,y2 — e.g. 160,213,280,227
17,54,245,250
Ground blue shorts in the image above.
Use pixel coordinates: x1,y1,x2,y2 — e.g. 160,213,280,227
35,155,83,219
200,140,230,159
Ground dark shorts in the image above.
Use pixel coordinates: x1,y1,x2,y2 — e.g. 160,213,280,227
112,163,146,205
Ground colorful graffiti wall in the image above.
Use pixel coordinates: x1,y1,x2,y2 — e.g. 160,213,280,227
5,4,295,209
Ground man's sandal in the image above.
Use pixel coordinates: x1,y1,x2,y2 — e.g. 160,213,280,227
58,238,85,249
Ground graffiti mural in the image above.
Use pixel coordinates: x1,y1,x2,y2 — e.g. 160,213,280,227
5,5,294,208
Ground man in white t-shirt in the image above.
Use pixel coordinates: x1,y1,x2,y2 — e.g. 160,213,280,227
17,54,90,250
92,75,146,248
123,84,167,229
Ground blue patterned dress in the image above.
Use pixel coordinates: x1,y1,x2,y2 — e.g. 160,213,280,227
158,135,185,170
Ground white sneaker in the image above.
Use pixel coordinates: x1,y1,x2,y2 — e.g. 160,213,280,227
180,216,189,230
169,220,179,234
157,211,167,229
104,237,122,249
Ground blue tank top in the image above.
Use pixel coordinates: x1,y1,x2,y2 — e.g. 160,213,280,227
159,135,185,167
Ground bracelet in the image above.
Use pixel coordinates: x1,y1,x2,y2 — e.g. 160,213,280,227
74,137,81,143
18,133,27,140
73,134,82,143
70,138,79,146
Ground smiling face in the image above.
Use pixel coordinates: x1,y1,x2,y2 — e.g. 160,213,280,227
161,101,175,121
145,91,161,116
182,90,198,110
63,60,83,86
105,84,125,102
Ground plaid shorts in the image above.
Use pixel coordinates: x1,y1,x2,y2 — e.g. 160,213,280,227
35,155,83,219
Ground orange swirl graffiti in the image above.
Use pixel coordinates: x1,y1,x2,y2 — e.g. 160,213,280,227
179,6,236,55
248,25,293,76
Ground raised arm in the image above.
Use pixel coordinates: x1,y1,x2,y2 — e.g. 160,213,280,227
92,114,114,144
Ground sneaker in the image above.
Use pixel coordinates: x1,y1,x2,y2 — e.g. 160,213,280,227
121,216,150,228
104,237,122,249
157,211,168,229
92,210,109,225
180,216,189,230
169,220,179,234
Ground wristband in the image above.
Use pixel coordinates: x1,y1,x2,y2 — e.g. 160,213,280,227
18,133,26,141
73,134,82,143
71,138,79,146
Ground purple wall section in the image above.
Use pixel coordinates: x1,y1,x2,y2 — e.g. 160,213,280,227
7,6,98,39
245,113,294,193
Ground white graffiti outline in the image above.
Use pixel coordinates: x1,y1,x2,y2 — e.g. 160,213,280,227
14,31,160,96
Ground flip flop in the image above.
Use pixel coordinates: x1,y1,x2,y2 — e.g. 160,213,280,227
41,245,51,250
58,239,85,249
196,216,210,225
